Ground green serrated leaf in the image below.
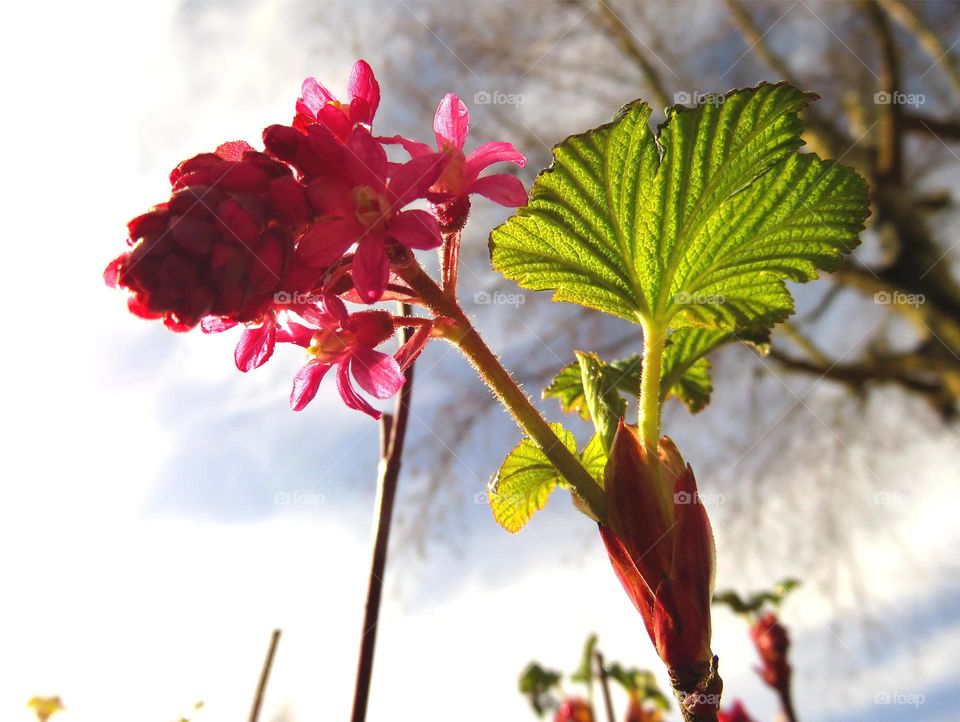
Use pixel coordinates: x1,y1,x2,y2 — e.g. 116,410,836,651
580,434,608,485
576,352,626,449
544,355,640,419
661,326,769,412
491,83,868,338
488,424,577,533
546,325,770,417
543,363,592,419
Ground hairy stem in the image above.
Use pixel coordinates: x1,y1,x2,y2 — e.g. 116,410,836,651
638,321,667,457
451,320,607,519
396,260,606,521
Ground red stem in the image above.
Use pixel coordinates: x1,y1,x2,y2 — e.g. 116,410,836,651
349,303,416,722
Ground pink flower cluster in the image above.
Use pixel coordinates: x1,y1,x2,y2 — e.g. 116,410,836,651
106,60,526,418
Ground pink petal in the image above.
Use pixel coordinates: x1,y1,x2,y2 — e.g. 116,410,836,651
299,293,349,326
291,360,332,411
388,209,442,250
297,218,362,267
378,134,434,159
433,93,469,150
297,77,336,118
201,317,239,334
464,141,526,182
387,152,447,207
336,361,381,419
235,322,277,372
306,176,354,217
103,254,125,287
467,173,528,207
345,127,389,188
351,348,405,400
215,140,255,161
352,236,391,304
315,103,353,139
346,59,380,123
276,321,315,348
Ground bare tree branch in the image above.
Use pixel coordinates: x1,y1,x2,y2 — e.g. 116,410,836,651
876,0,960,97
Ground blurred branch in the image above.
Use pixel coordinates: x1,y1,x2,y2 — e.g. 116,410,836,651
588,0,672,109
721,0,850,158
861,0,904,182
594,651,616,722
248,629,281,722
876,0,960,97
903,113,960,141
768,346,956,415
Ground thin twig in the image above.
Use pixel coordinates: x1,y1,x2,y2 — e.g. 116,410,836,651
350,303,417,722
248,629,281,722
594,650,616,722
592,0,671,109
877,0,960,96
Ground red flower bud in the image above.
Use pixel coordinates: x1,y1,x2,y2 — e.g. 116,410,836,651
624,698,664,722
554,698,594,722
106,148,310,331
717,700,756,722
598,421,716,672
750,612,791,693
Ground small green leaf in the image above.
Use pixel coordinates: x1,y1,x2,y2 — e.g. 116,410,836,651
491,83,869,338
660,326,769,412
545,325,768,419
519,662,563,717
544,355,640,419
488,424,577,533
576,352,626,449
605,665,671,709
714,578,800,615
712,590,753,615
570,633,599,685
543,363,592,419
580,434,608,484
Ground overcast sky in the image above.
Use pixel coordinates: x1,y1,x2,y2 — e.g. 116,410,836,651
2,1,959,721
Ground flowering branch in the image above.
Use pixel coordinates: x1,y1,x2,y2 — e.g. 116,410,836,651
104,59,867,722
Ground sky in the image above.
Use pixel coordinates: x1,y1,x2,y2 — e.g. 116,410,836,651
1,1,959,721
